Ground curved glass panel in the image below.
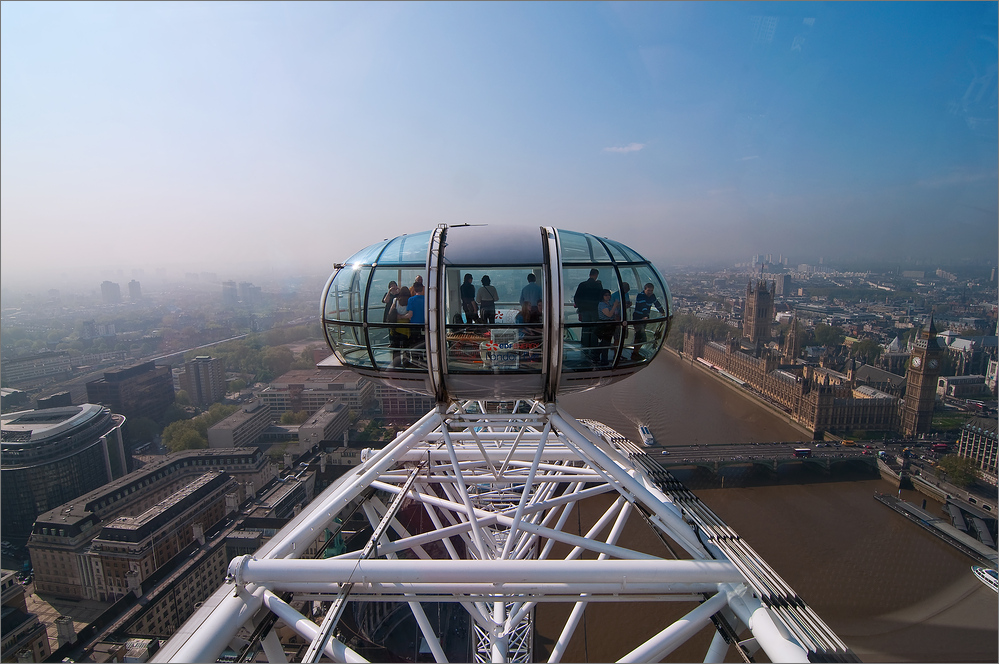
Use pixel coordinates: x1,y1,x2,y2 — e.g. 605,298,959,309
369,268,427,324
377,232,432,265
561,265,619,325
625,319,668,363
616,265,669,321
367,326,395,369
324,266,370,323
602,238,645,263
343,239,390,267
558,230,612,263
324,323,372,368
561,264,622,371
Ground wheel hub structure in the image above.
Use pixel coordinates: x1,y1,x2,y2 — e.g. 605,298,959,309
156,400,856,663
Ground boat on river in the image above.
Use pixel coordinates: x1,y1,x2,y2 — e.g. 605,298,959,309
972,566,998,592
638,424,656,446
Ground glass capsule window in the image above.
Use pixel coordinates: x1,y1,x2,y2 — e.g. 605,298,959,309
443,266,544,374
559,236,671,372
378,231,432,264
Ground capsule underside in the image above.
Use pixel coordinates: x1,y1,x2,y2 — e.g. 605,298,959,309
321,226,672,401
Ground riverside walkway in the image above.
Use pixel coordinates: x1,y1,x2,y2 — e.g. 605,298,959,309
874,492,998,567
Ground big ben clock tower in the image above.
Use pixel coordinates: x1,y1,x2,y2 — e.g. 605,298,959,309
900,316,943,437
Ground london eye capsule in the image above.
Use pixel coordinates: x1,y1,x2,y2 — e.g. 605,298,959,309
321,225,672,401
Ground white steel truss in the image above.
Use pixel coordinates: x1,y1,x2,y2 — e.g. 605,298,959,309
154,401,856,663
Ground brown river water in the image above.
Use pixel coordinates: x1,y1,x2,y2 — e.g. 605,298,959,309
541,351,998,663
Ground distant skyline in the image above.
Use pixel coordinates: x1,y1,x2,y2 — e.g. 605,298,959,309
2,2,996,291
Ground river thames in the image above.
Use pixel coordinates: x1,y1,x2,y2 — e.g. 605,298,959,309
553,350,998,663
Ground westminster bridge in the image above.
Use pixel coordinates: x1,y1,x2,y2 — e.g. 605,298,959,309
651,440,881,487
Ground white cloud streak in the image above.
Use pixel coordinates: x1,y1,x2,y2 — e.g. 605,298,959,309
604,143,645,153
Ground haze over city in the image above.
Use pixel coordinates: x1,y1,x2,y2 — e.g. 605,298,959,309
2,1,997,292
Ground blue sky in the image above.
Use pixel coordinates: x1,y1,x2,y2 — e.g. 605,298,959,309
2,1,996,288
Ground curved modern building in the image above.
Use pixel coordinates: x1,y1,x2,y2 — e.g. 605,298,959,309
1,404,126,541
321,225,673,401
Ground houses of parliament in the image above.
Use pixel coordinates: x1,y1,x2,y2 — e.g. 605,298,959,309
681,280,943,439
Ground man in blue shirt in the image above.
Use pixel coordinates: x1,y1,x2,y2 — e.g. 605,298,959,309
519,273,542,315
405,282,427,366
407,282,426,325
632,282,666,351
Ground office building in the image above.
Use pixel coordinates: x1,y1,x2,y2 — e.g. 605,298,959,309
27,447,274,600
775,273,791,296
238,282,262,306
0,351,72,386
256,368,374,417
957,416,997,486
0,388,29,411
207,400,272,448
221,281,238,307
36,392,73,410
179,356,226,408
86,361,175,423
101,281,121,304
84,469,320,647
88,471,235,602
374,383,436,418
296,401,350,456
1,404,127,541
1,570,51,663
128,279,142,300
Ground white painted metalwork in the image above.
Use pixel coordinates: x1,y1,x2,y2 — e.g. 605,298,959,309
155,400,856,663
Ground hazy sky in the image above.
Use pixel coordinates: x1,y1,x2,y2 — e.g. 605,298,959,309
2,1,996,289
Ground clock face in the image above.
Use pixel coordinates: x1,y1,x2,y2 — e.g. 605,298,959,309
911,356,922,368
928,358,939,369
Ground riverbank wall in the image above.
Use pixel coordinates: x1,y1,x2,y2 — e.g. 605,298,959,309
660,456,879,490
663,346,816,440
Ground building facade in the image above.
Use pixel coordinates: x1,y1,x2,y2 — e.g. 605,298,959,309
297,401,351,456
207,400,272,448
936,375,990,399
256,368,374,417
374,383,437,418
27,447,275,600
101,281,121,304
957,416,997,486
1,570,51,663
221,281,238,307
690,332,899,436
86,361,175,423
0,351,72,386
179,356,226,408
1,404,127,541
88,472,234,602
